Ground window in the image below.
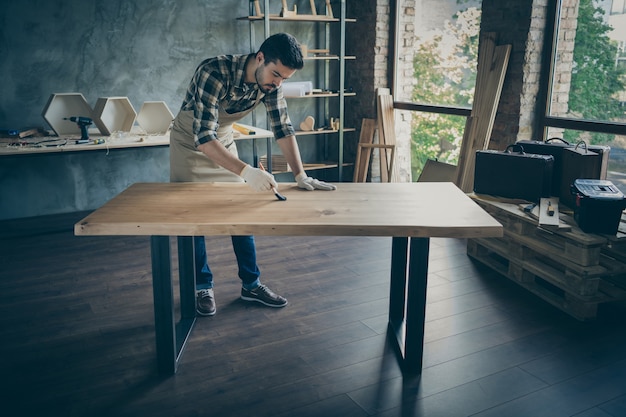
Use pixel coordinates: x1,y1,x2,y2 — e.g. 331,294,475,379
546,0,626,192
393,0,482,180
611,0,625,14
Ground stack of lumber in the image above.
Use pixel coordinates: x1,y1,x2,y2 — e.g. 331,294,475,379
260,155,290,172
455,32,512,192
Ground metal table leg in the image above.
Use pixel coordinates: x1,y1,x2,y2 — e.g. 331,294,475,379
387,236,430,374
150,236,197,375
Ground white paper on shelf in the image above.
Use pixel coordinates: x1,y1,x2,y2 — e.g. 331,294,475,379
282,81,313,97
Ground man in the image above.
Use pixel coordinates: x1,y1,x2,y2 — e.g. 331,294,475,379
170,32,336,317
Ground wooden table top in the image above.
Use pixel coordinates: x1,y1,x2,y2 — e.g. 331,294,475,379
74,182,503,238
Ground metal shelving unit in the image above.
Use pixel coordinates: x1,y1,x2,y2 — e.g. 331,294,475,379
239,0,355,180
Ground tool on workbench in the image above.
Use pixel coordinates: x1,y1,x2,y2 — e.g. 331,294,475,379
259,162,287,201
63,116,93,142
539,197,560,228
233,123,255,135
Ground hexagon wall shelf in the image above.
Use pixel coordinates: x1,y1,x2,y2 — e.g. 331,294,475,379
93,97,137,136
136,101,175,134
42,93,94,136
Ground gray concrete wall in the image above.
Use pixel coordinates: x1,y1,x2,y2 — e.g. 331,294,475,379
1,0,253,128
0,0,337,220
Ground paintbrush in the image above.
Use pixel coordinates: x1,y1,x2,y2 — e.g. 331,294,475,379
259,162,287,201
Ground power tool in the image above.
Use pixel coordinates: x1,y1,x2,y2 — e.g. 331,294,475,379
64,116,93,142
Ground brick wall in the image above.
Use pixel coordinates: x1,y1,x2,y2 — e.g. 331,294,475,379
480,0,535,149
549,0,579,139
392,0,416,182
347,0,413,182
346,0,392,181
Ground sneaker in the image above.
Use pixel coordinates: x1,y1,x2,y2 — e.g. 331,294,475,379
241,284,288,308
196,288,216,316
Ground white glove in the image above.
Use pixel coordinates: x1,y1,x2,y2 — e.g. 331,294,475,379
295,172,337,191
240,165,278,192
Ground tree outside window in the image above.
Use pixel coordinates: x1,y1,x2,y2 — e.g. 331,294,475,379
409,3,480,179
549,0,626,190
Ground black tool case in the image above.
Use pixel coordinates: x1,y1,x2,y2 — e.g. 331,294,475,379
516,138,610,201
571,179,626,235
474,144,554,202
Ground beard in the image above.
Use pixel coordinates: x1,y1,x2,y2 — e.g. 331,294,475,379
255,66,277,94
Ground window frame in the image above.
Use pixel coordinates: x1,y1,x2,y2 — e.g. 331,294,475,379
390,0,626,145
540,0,626,138
389,0,473,118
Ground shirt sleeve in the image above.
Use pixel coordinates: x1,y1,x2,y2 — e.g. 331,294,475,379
263,88,296,140
188,67,226,146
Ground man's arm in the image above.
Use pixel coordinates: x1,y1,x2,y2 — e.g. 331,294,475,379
197,140,277,191
276,135,337,191
197,140,247,175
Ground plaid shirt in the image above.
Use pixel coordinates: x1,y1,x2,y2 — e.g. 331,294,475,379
181,54,295,146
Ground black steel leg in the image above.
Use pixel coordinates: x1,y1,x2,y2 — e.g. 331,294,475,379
151,236,177,374
150,236,197,375
178,236,197,320
388,236,430,374
389,237,409,326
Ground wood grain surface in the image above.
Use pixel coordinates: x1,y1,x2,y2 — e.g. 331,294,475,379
75,182,503,238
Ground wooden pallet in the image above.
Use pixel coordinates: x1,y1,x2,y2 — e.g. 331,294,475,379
467,239,626,321
468,195,626,320
472,196,606,267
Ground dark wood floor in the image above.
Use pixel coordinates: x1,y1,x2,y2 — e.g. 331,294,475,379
2,212,626,417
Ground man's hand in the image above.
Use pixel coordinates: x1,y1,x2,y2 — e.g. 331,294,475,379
240,165,278,192
295,173,337,191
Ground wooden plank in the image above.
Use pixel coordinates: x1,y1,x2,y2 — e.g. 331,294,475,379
377,93,396,183
325,0,333,17
353,118,377,182
454,115,478,190
455,32,512,193
357,143,396,182
539,198,560,228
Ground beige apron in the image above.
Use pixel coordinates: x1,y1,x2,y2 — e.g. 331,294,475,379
170,97,262,183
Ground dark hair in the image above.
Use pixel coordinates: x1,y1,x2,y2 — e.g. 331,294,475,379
258,33,304,70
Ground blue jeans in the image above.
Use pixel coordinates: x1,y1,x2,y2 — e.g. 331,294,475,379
194,235,260,290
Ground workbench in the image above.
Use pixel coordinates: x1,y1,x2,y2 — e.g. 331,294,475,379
74,182,502,375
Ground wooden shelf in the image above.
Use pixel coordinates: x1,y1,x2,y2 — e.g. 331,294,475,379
237,15,356,23
272,161,352,174
286,92,356,99
295,128,356,137
0,132,170,156
304,55,356,61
